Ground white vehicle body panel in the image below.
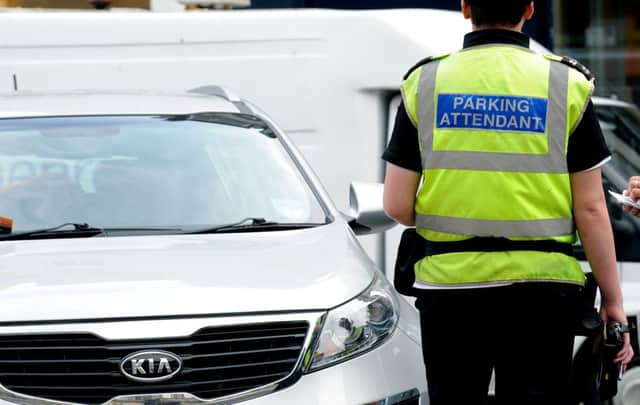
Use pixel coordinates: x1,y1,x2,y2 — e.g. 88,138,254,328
0,223,375,323
0,92,239,117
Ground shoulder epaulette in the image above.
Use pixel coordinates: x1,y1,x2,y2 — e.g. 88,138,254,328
403,53,450,80
561,56,595,82
544,54,595,82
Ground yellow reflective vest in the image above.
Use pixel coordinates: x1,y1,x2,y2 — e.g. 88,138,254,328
401,45,593,287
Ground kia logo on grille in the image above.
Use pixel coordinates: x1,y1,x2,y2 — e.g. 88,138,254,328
120,350,182,383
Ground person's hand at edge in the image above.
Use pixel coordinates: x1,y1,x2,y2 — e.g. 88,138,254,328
623,176,640,217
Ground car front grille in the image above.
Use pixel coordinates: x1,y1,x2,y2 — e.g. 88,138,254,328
0,321,309,404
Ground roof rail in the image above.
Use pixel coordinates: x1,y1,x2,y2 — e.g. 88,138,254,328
188,85,253,114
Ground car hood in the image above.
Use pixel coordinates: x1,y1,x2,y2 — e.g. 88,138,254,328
0,222,376,323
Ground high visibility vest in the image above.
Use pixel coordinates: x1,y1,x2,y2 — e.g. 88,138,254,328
401,45,594,287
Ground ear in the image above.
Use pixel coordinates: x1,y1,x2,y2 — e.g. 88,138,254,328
461,0,472,20
524,1,535,21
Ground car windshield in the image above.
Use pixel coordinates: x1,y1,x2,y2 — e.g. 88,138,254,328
0,113,327,234
595,103,640,181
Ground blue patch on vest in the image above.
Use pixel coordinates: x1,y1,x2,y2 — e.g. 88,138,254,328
436,94,548,133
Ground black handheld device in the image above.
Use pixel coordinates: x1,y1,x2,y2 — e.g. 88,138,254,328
597,321,630,400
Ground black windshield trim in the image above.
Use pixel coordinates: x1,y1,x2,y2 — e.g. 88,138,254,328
0,113,275,137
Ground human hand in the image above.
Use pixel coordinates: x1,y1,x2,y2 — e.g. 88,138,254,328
600,303,634,369
623,176,640,217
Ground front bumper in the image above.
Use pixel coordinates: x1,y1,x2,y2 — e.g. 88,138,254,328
0,316,427,405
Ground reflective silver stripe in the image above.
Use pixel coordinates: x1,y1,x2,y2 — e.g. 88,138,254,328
547,62,569,171
417,60,570,173
417,60,440,158
415,214,575,237
419,150,566,172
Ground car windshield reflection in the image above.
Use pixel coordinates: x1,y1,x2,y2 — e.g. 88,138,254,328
0,114,327,234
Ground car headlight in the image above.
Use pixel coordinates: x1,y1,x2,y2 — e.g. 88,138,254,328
307,274,399,372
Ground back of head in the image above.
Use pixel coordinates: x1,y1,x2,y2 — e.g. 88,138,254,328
465,0,532,27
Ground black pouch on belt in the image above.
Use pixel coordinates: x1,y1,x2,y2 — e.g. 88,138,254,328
393,228,426,296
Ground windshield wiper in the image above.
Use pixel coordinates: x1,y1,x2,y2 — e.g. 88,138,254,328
188,217,316,234
0,223,186,241
0,218,314,240
0,222,105,241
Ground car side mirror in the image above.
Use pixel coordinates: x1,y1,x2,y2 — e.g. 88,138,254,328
346,182,397,235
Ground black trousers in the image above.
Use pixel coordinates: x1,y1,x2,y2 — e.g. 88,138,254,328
415,282,580,405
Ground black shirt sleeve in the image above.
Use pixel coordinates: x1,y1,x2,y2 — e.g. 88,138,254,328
566,101,611,173
382,103,422,173
383,99,610,174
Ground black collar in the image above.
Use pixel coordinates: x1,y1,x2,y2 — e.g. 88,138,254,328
463,29,530,49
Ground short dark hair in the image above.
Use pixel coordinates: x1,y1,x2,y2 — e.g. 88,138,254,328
466,0,532,26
